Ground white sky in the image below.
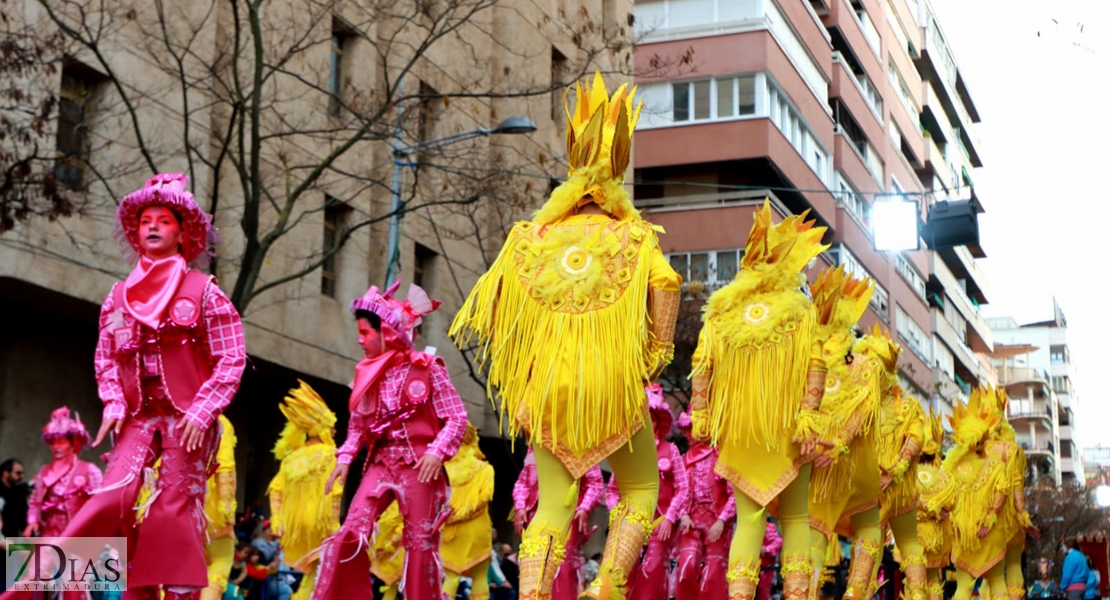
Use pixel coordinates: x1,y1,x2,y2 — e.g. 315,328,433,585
928,0,1110,448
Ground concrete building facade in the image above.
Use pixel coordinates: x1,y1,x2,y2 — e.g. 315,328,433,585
631,0,993,412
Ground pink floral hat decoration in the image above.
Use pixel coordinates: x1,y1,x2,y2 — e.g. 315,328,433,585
42,407,90,450
646,382,674,437
350,279,442,345
114,173,216,269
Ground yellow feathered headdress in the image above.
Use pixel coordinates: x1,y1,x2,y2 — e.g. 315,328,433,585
947,386,1002,450
532,72,643,224
922,407,945,457
274,380,337,460
812,265,874,343
985,386,1017,442
853,323,900,389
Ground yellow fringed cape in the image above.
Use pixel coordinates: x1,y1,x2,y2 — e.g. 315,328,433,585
692,280,820,506
945,450,1014,577
986,439,1028,551
371,501,405,585
916,462,955,568
450,214,680,478
808,348,884,537
441,451,495,573
267,442,343,567
878,388,925,524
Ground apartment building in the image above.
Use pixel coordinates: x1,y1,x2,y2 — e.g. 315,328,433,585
631,0,993,410
989,303,1082,485
991,343,1062,486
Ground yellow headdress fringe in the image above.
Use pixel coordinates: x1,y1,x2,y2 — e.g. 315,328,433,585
445,425,495,522
854,324,900,388
922,408,944,459
274,379,337,460
450,220,661,455
693,201,828,449
533,71,643,224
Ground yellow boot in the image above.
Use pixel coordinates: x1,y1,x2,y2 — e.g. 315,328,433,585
580,501,652,600
519,524,569,600
844,537,882,600
726,558,760,600
781,554,814,600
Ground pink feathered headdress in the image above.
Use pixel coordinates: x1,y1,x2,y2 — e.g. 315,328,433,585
42,407,90,450
646,383,674,438
676,410,692,432
114,173,217,269
350,279,441,345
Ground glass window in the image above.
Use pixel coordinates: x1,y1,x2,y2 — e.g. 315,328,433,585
669,254,689,278
738,76,756,114
693,80,711,120
673,83,690,121
717,79,734,118
716,250,738,282
689,252,709,282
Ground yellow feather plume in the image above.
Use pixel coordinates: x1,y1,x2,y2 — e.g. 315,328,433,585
274,380,337,460
922,408,945,458
811,265,874,344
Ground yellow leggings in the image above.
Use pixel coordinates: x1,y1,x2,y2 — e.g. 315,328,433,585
810,507,883,598
201,534,236,600
1004,544,1024,599
890,509,925,563
381,581,399,600
444,558,492,600
954,563,1006,600
730,464,813,580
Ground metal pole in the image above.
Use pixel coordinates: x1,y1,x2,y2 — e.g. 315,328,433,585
384,110,406,287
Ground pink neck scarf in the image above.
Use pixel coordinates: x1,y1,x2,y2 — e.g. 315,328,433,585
123,254,187,329
348,323,410,415
41,454,77,489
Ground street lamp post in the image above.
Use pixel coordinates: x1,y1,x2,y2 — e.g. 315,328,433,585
383,116,538,286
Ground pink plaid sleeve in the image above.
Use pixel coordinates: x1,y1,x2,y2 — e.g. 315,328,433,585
719,481,737,523
336,412,366,466
605,477,620,511
665,444,689,524
183,282,246,431
578,466,604,513
94,289,128,421
86,463,104,493
425,361,468,461
512,462,536,514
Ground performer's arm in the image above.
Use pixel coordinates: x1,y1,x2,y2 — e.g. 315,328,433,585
664,445,690,525
95,289,128,422
426,361,468,461
889,401,925,482
689,326,713,442
268,472,285,536
718,481,737,524
794,338,828,443
578,467,605,513
645,244,682,380
336,412,367,466
184,283,246,431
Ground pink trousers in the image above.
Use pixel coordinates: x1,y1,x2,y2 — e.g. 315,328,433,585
627,526,678,600
551,526,586,599
2,411,214,600
311,459,450,600
673,513,731,600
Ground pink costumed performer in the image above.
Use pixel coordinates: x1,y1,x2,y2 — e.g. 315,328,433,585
311,281,468,600
3,173,247,600
513,448,604,599
607,384,690,600
24,408,103,539
673,410,736,600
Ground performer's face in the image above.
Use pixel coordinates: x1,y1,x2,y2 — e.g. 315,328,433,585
50,438,74,460
138,205,184,260
358,318,384,358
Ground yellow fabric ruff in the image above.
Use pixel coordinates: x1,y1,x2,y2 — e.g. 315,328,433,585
371,501,405,585
206,415,238,533
268,443,343,566
450,217,668,457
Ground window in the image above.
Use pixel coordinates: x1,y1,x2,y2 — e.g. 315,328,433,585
328,21,352,117
896,306,931,363
853,4,882,57
894,254,926,300
321,197,350,297
1051,376,1071,395
888,59,917,120
766,79,830,185
634,0,761,34
832,99,883,184
836,173,871,232
413,243,437,288
56,65,103,188
666,249,743,289
883,0,910,59
1050,345,1069,365
417,80,443,145
672,75,757,123
828,244,888,318
551,47,568,125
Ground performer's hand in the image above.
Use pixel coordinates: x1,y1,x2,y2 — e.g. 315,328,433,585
679,516,693,534
174,419,206,453
93,417,123,447
813,451,835,469
657,519,674,542
513,512,526,535
1029,524,1042,540
416,453,444,483
22,523,37,537
879,468,893,492
977,525,989,539
325,464,349,495
709,520,726,543
574,509,590,534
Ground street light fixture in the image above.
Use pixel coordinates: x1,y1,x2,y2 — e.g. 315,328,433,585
384,116,538,286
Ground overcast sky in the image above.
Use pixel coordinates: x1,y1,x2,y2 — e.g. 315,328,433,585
927,0,1110,449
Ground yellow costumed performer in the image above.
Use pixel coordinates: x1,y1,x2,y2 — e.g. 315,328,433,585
268,380,343,600
915,409,956,600
370,502,405,600
943,387,1021,600
689,202,829,600
805,271,886,600
450,72,681,600
875,374,928,600
984,390,1037,600
442,425,496,600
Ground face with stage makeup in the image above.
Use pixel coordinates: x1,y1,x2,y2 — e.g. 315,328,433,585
138,205,184,260
357,314,385,359
50,438,75,461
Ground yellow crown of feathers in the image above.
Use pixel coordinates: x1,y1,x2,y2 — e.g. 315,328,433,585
812,265,874,334
922,407,945,456
533,72,642,223
948,386,1002,448
741,201,830,275
855,323,900,375
280,379,337,436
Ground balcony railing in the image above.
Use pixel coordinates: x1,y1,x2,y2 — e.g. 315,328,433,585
1000,367,1049,387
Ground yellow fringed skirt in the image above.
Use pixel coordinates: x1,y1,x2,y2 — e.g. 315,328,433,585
880,465,919,525
809,439,881,537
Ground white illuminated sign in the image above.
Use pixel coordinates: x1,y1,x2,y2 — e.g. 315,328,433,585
1096,485,1110,508
872,199,920,252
